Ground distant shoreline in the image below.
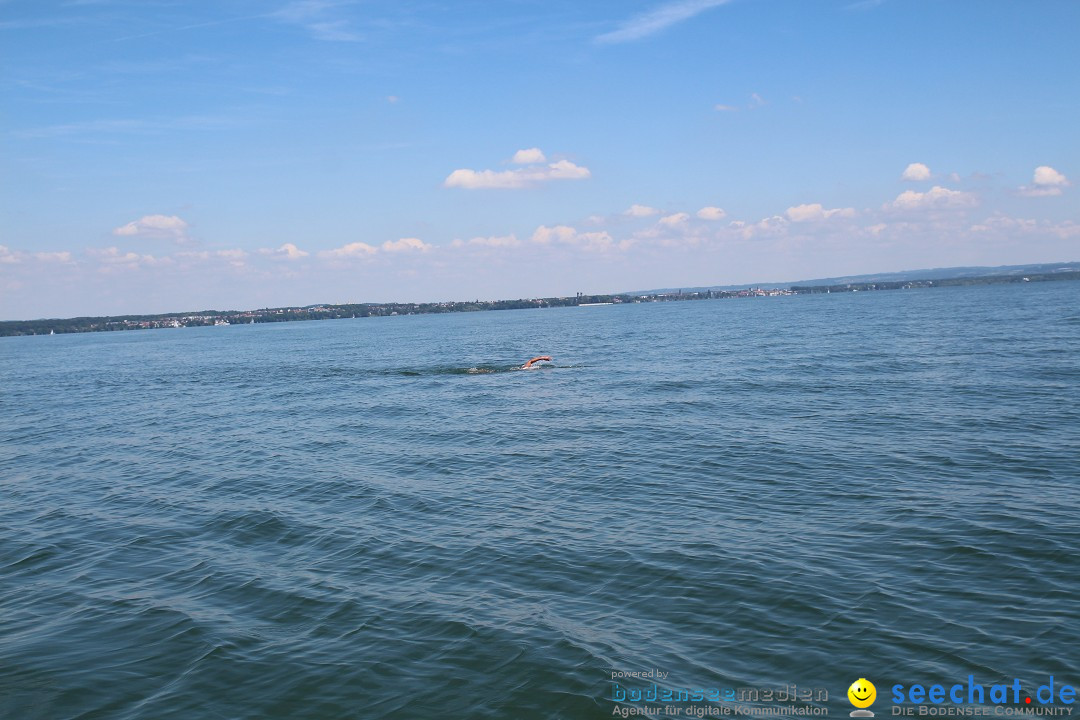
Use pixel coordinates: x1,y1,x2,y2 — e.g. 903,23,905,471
2,268,1078,338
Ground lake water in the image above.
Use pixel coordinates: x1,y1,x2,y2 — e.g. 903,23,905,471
2,282,1079,719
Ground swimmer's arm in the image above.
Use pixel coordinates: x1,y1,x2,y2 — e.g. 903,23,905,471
521,355,553,369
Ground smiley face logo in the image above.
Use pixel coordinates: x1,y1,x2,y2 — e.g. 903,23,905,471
848,678,876,711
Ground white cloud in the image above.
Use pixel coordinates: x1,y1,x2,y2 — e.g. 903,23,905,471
888,186,977,211
34,251,74,263
633,210,718,247
596,0,734,44
381,237,431,253
626,204,660,217
735,215,789,240
260,243,309,260
317,241,377,259
214,249,248,267
451,235,520,248
1020,166,1070,197
1,245,22,264
696,206,727,220
169,249,244,264
754,215,787,231
312,238,438,259
545,160,590,180
1034,165,1068,186
531,225,577,245
749,92,766,108
89,246,168,268
659,212,690,227
714,104,738,112
1019,187,1062,198
386,95,400,104
970,214,1037,234
575,231,623,251
901,162,931,181
112,214,190,241
786,203,856,222
970,213,1080,240
511,148,546,164
444,158,590,190
530,225,628,251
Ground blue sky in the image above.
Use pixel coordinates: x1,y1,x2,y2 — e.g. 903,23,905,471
1,0,1078,318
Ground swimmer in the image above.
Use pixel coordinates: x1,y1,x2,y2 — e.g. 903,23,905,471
520,355,553,370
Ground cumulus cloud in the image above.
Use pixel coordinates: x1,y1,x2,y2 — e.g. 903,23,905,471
1019,166,1070,197
260,243,309,260
1034,166,1068,186
725,215,790,241
88,246,168,268
901,163,931,181
631,210,719,247
1,245,22,264
540,160,590,180
112,214,190,242
888,186,977,211
970,214,1038,234
444,158,590,190
625,204,660,217
970,212,1080,240
317,241,377,259
531,225,578,245
785,203,856,222
381,237,431,253
315,238,430,259
451,235,520,248
696,206,727,220
530,225,628,251
659,212,690,227
511,148,546,164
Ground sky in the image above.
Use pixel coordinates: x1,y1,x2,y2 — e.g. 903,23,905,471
1,0,1078,319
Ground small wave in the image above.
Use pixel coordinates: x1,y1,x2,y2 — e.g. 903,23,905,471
388,363,568,376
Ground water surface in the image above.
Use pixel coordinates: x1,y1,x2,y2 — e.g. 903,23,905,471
2,282,1078,719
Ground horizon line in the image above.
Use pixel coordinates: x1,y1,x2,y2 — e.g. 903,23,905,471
2,259,1077,326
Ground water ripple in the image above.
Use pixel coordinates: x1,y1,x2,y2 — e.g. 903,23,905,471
2,282,1079,718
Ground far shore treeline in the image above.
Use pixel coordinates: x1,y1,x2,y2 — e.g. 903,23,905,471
2,268,1078,337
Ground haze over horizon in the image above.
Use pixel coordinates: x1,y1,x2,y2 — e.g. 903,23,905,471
2,0,1078,319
